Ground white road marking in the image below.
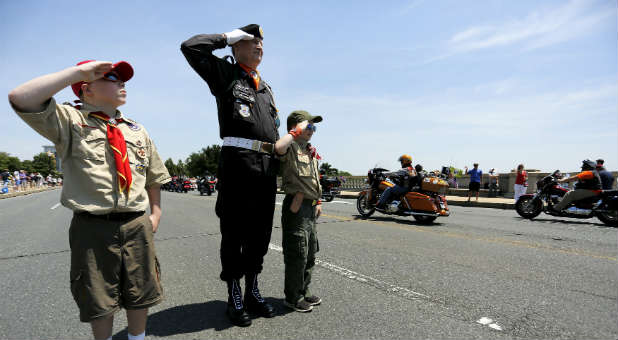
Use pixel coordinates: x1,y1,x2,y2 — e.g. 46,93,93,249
268,243,430,300
328,200,352,204
488,323,503,331
477,317,502,331
477,317,493,325
50,203,61,210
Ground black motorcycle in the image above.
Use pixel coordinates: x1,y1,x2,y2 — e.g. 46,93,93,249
320,176,342,202
198,176,217,196
515,170,618,227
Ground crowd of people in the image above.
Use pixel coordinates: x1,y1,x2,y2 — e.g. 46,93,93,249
459,159,614,202
1,168,62,194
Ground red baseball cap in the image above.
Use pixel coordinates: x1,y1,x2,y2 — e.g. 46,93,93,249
71,60,134,97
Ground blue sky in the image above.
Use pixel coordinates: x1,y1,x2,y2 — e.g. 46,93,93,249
1,0,616,174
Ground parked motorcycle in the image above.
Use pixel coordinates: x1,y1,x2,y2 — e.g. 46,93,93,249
515,170,618,227
181,180,191,193
199,176,217,196
320,176,342,202
356,167,450,224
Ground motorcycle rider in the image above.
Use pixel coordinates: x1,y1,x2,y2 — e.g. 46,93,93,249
376,155,416,210
596,159,615,190
551,160,602,212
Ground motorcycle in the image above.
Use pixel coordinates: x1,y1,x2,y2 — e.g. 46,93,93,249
182,180,192,193
515,170,618,227
320,176,342,202
356,168,450,224
199,176,217,196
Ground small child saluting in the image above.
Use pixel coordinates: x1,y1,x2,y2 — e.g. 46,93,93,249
275,110,323,312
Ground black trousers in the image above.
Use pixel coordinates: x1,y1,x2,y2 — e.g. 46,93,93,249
216,174,277,281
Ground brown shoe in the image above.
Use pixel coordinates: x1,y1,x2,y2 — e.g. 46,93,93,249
304,295,322,306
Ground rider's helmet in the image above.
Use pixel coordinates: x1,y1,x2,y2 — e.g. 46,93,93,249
398,154,412,166
581,159,596,171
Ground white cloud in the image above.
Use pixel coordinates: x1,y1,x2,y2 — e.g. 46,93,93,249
448,0,612,53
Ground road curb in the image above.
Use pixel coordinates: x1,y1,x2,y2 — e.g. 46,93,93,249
0,187,60,199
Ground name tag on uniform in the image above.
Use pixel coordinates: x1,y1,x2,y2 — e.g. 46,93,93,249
233,83,255,103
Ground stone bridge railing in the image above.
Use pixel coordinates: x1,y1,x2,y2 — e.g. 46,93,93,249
277,171,616,197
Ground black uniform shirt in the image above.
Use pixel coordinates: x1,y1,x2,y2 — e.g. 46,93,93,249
181,34,280,177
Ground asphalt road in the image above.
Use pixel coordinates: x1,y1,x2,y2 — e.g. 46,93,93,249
0,190,616,339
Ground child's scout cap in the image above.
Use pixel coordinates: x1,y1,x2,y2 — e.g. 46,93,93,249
287,110,323,130
71,60,134,97
239,24,264,39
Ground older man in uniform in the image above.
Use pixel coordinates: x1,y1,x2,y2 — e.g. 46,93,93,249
9,60,170,340
181,24,280,326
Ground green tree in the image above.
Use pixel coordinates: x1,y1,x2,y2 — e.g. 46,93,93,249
164,158,178,176
320,162,352,176
32,152,56,175
20,160,34,173
177,159,186,176
0,152,21,172
185,145,221,177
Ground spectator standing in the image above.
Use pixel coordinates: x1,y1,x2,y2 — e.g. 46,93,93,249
465,163,482,202
596,159,614,190
447,171,458,188
13,170,20,191
19,170,27,191
1,169,10,193
488,168,499,197
514,164,528,202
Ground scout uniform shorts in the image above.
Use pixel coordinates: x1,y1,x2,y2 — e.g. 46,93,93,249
69,212,163,322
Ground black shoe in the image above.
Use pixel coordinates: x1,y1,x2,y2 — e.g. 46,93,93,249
226,279,252,327
244,274,276,318
245,295,275,318
304,295,322,306
226,304,251,327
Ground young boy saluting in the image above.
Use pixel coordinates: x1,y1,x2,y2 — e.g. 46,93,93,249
274,110,323,312
8,60,170,340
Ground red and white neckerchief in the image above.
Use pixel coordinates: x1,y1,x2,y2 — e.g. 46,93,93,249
307,143,321,160
89,112,132,196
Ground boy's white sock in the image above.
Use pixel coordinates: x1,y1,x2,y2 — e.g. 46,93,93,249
128,331,145,340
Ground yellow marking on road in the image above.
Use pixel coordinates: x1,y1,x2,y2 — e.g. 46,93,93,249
321,214,617,261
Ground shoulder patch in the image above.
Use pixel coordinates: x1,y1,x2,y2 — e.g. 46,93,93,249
123,118,141,131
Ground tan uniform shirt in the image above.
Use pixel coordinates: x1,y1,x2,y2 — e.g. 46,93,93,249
280,141,322,200
14,98,171,214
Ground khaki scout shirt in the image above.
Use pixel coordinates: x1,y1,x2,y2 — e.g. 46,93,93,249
13,98,171,214
280,141,322,200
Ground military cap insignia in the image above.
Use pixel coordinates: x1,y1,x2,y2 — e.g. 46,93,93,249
259,26,264,38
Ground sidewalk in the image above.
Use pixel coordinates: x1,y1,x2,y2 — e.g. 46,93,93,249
0,186,60,199
336,190,515,209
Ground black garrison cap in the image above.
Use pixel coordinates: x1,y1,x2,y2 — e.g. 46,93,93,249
239,24,264,39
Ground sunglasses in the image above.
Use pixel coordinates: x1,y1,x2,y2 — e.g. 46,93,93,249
306,123,317,132
102,73,122,82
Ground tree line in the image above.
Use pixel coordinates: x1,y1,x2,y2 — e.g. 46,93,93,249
163,145,352,178
0,151,58,176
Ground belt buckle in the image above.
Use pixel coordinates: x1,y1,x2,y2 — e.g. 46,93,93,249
251,140,262,152
261,143,274,154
